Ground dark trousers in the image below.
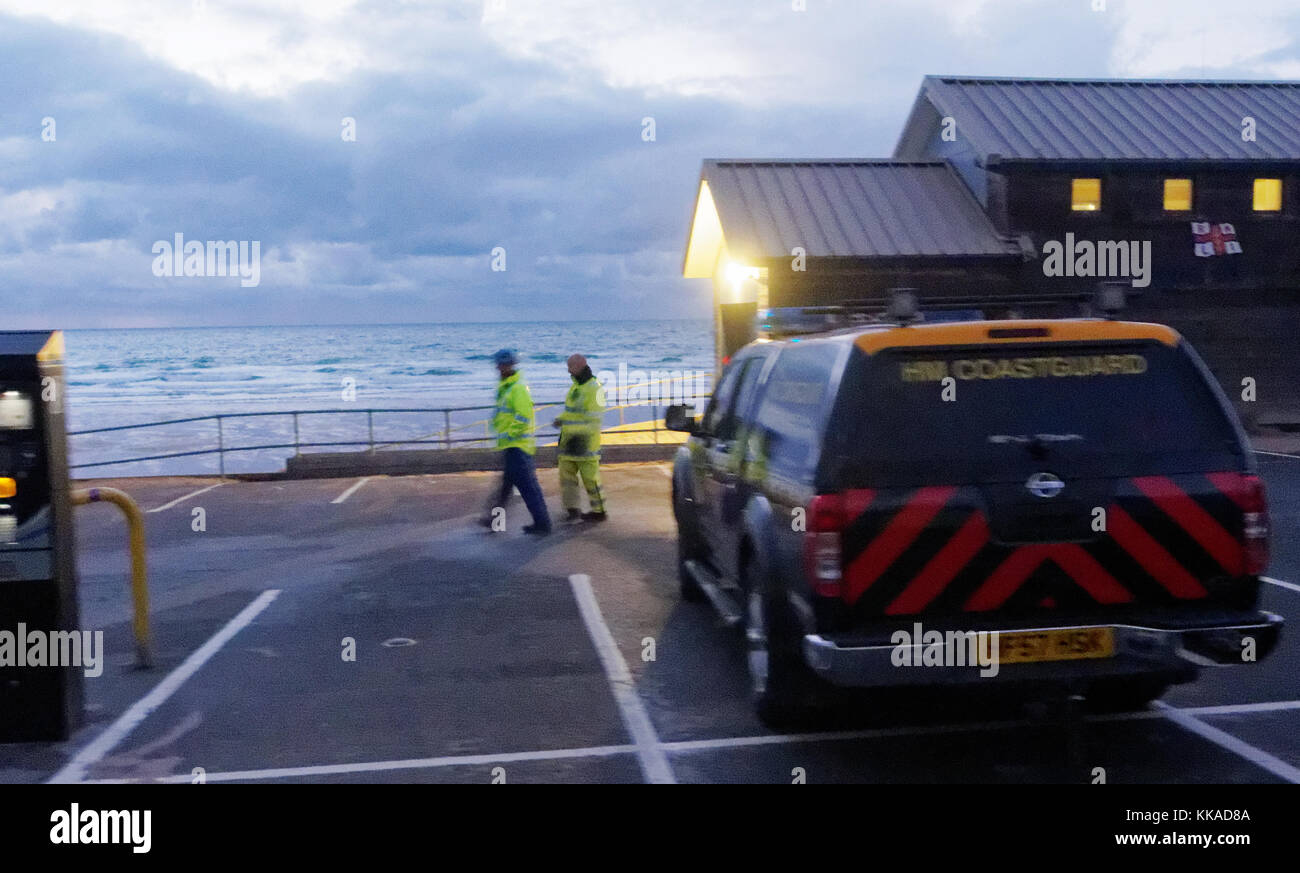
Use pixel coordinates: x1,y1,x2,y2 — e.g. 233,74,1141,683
490,447,552,529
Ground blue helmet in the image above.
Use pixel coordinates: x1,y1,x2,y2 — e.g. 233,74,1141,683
491,348,518,366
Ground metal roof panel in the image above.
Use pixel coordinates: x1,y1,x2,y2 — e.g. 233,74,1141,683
898,77,1300,161
698,160,1017,260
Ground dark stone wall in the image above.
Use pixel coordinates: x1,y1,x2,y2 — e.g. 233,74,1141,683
740,163,1300,426
1002,166,1300,291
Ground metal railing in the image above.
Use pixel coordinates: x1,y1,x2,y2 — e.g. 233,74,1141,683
68,391,710,475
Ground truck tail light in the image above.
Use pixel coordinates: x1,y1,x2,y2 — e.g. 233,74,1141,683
1241,474,1269,575
803,494,846,597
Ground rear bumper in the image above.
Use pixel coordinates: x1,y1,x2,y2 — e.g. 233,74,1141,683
802,612,1283,688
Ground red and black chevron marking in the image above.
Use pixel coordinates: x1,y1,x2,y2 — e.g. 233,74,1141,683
839,473,1250,617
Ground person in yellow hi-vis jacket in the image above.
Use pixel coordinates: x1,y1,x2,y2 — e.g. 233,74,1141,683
479,349,552,535
552,353,607,523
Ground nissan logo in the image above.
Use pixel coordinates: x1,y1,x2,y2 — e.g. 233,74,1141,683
1026,472,1065,499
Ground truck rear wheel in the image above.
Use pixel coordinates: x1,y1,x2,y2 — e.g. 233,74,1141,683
745,581,832,729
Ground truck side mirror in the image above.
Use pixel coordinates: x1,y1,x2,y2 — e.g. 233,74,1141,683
664,404,698,434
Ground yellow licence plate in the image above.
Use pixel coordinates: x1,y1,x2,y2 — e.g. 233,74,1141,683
996,627,1115,664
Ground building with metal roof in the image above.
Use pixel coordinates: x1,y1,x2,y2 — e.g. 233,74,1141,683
895,76,1300,163
683,160,1017,270
683,75,1300,425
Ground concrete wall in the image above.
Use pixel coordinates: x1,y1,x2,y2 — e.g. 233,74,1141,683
280,444,679,479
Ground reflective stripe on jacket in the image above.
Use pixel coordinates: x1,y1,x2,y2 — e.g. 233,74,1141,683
493,371,536,454
556,376,605,460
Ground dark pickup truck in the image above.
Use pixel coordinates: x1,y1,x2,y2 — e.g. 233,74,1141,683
667,318,1283,726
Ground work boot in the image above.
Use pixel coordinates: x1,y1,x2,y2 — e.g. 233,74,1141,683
565,508,582,523
523,524,552,536
581,511,607,523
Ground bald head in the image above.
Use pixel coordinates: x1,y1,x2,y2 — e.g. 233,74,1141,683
567,354,587,376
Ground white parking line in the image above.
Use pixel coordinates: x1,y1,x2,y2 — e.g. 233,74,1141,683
663,718,1036,753
568,573,676,784
1154,701,1300,783
1255,450,1300,459
84,721,1065,783
1263,576,1300,595
47,589,282,784
331,477,374,504
94,743,640,784
147,482,225,513
76,696,1300,783
1178,698,1300,716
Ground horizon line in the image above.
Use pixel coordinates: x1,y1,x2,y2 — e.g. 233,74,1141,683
54,317,710,331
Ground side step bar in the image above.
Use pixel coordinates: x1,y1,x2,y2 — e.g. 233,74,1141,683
684,560,744,626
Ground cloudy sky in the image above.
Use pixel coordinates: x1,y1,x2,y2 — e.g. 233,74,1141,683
3,0,1299,328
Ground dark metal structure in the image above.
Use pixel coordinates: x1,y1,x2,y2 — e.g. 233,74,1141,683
0,331,82,742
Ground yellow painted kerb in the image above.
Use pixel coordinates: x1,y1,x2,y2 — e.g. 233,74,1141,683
855,320,1180,355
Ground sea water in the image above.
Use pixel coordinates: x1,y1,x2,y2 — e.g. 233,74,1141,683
64,320,713,476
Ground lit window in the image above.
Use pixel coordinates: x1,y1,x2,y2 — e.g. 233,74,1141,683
1164,178,1193,211
1071,178,1101,211
1254,178,1282,211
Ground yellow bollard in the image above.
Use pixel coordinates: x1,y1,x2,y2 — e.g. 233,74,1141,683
71,487,152,668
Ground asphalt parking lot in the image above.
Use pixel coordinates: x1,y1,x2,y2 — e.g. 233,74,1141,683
1,457,1298,784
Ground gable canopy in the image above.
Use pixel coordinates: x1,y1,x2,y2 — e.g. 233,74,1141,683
682,159,1017,277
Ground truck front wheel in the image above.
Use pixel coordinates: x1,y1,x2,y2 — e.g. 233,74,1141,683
677,535,706,602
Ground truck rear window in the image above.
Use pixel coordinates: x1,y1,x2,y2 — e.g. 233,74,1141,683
821,340,1244,488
